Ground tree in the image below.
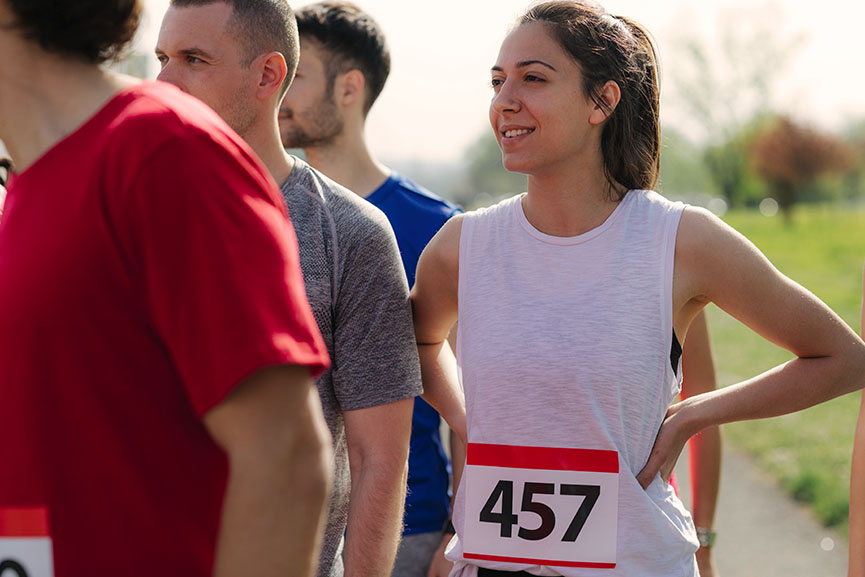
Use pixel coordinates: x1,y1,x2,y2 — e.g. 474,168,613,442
750,116,853,221
666,2,803,207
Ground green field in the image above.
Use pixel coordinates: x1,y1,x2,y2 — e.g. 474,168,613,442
705,204,864,534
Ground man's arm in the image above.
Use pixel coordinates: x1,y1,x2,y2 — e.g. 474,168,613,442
681,310,721,577
204,364,333,577
343,398,414,577
849,262,865,577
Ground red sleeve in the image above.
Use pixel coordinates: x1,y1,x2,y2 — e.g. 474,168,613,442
123,130,329,417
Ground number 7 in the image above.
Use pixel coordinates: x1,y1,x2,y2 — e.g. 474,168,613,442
559,484,600,542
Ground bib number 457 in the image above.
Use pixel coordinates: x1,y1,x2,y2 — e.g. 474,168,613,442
462,443,618,568
480,480,599,542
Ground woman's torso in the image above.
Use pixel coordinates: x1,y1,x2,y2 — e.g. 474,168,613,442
448,191,698,577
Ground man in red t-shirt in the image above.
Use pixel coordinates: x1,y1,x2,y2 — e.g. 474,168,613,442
0,1,333,576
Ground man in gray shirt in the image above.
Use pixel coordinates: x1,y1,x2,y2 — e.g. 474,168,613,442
156,1,421,575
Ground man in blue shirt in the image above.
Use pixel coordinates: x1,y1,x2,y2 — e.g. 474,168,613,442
279,3,463,575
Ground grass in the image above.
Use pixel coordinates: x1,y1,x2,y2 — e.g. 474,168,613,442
704,204,865,535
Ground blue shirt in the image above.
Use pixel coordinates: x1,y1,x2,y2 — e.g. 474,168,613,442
366,172,462,535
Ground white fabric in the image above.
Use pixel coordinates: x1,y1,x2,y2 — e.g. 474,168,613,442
447,191,699,577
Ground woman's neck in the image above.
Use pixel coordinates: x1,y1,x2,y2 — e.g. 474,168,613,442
522,163,623,237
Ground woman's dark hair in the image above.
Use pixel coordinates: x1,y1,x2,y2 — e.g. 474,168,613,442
6,0,142,64
519,1,661,196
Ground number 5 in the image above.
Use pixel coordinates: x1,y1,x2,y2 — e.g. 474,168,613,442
518,482,556,541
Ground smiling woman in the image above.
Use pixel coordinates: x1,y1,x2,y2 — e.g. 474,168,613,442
409,2,865,577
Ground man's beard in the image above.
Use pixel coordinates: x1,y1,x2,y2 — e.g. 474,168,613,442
281,96,344,149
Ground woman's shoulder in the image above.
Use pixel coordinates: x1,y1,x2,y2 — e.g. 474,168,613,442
626,189,688,213
464,193,524,219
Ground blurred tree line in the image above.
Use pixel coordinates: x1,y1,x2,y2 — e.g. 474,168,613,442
451,3,865,219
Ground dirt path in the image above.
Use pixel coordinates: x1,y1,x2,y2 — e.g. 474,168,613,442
675,443,849,576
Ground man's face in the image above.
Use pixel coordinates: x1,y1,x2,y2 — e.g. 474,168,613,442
278,39,344,149
156,2,257,137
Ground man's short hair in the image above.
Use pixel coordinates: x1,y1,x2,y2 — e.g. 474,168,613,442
295,2,390,115
4,0,141,64
170,0,300,96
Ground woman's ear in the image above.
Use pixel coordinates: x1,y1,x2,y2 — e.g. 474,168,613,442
589,80,621,125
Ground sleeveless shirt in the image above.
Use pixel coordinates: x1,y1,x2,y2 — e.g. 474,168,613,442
447,191,699,577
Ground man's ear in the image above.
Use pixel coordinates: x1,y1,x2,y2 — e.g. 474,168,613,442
335,69,366,109
255,51,288,100
588,80,621,125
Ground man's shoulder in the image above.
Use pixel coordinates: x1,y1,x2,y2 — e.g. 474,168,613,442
381,173,461,212
102,82,256,169
110,82,231,137
370,173,462,230
288,161,392,226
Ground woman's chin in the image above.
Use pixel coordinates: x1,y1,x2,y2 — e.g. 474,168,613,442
501,156,532,175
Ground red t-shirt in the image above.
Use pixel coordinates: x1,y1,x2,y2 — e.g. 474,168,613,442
0,82,329,575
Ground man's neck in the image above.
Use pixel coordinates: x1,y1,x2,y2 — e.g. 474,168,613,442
0,57,135,172
244,120,296,187
303,133,389,198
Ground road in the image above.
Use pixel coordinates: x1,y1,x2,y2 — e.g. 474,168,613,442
675,442,849,576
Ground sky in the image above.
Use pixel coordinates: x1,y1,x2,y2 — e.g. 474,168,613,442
109,1,865,165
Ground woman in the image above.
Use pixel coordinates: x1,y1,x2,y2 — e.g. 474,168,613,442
411,2,865,576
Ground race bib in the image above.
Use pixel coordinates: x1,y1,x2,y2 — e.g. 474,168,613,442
0,508,55,577
463,444,618,569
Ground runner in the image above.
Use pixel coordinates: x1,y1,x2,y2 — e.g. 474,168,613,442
278,4,464,576
680,311,721,577
410,2,865,576
0,1,332,576
849,260,865,577
156,2,423,576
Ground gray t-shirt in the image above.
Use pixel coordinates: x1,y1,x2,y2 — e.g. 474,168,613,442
281,158,423,577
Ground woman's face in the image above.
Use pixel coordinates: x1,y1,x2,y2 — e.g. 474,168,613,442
489,22,600,177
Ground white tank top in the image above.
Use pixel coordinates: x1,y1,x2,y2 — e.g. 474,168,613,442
448,191,699,577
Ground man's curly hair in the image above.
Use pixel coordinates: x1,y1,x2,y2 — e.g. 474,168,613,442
5,0,142,63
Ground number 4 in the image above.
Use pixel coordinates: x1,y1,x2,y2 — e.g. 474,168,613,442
479,480,519,537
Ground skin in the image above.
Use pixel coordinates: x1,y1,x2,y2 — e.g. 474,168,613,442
157,5,415,576
280,32,468,574
277,39,345,150
428,425,466,577
411,20,865,570
205,365,333,577
681,311,722,577
848,261,865,577
0,2,333,576
278,37,392,199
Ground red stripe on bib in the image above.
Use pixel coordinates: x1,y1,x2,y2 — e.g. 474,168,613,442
0,507,50,537
467,444,619,473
